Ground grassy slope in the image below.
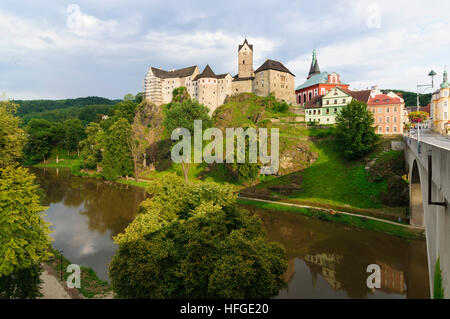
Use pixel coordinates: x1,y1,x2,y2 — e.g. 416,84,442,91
289,138,386,208
238,199,423,240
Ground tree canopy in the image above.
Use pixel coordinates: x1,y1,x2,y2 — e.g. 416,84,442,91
336,100,379,159
0,101,26,168
163,98,212,182
0,166,52,277
109,176,287,298
101,118,134,180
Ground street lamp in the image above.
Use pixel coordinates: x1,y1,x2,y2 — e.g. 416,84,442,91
416,70,436,153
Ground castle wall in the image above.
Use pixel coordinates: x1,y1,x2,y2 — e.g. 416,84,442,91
197,77,219,114
269,70,296,104
253,70,270,97
217,75,233,110
143,70,163,105
232,79,253,95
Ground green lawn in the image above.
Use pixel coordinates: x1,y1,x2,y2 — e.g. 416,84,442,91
33,158,82,168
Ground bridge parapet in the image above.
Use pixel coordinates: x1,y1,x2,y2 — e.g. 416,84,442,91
404,136,450,298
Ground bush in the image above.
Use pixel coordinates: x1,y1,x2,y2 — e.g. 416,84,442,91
109,179,287,298
0,264,43,299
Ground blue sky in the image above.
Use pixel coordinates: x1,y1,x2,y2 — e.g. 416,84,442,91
1,0,449,100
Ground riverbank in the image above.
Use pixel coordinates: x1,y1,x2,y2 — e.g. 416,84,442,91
33,159,419,240
43,249,113,299
238,197,425,240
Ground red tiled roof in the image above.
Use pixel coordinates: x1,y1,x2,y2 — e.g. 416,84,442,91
368,94,402,106
342,89,372,103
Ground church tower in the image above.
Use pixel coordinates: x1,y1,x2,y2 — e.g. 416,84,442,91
238,38,253,78
307,49,321,79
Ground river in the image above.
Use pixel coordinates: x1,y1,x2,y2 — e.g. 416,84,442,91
32,167,430,299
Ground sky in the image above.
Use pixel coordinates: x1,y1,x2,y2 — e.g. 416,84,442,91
1,0,449,100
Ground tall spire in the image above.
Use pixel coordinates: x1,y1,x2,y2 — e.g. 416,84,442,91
308,49,321,79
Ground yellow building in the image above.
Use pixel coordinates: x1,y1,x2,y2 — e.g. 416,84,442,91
431,70,450,135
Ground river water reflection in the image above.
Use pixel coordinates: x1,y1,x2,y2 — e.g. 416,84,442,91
33,167,430,299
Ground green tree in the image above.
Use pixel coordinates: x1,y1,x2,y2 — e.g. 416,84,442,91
79,122,105,169
0,101,26,168
112,96,138,124
24,119,54,164
63,118,85,155
0,166,52,277
336,100,379,159
109,176,287,298
101,118,134,180
163,98,212,182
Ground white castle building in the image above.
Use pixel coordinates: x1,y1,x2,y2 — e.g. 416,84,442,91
143,39,295,113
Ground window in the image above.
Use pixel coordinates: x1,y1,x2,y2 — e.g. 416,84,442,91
378,126,382,133
378,117,382,123
393,126,397,132
379,108,382,113
326,109,329,114
342,99,346,103
326,100,330,105
393,107,397,112
386,126,390,133
334,100,337,104
386,107,389,113
445,112,448,120
386,116,390,123
334,108,337,113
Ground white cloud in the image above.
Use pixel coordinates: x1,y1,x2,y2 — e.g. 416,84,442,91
142,31,275,74
287,2,450,92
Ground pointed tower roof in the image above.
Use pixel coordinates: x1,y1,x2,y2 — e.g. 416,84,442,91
194,64,217,80
238,38,253,51
308,49,321,79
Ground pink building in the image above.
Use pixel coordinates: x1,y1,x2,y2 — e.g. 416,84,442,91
368,92,404,135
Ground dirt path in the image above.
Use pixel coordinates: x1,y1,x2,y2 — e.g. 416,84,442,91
239,196,424,230
39,263,85,299
39,265,71,299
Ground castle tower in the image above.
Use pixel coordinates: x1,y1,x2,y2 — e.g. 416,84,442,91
307,49,321,79
238,38,253,78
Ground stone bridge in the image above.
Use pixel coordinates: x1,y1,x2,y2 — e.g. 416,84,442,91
404,134,450,298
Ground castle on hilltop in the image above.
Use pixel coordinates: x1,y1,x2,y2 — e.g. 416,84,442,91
143,39,296,113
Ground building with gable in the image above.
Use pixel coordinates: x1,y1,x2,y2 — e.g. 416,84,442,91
305,87,371,124
295,50,349,105
143,39,295,113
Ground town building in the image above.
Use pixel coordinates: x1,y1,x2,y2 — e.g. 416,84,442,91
295,50,349,105
431,70,450,135
143,39,296,113
305,87,371,124
368,87,405,135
